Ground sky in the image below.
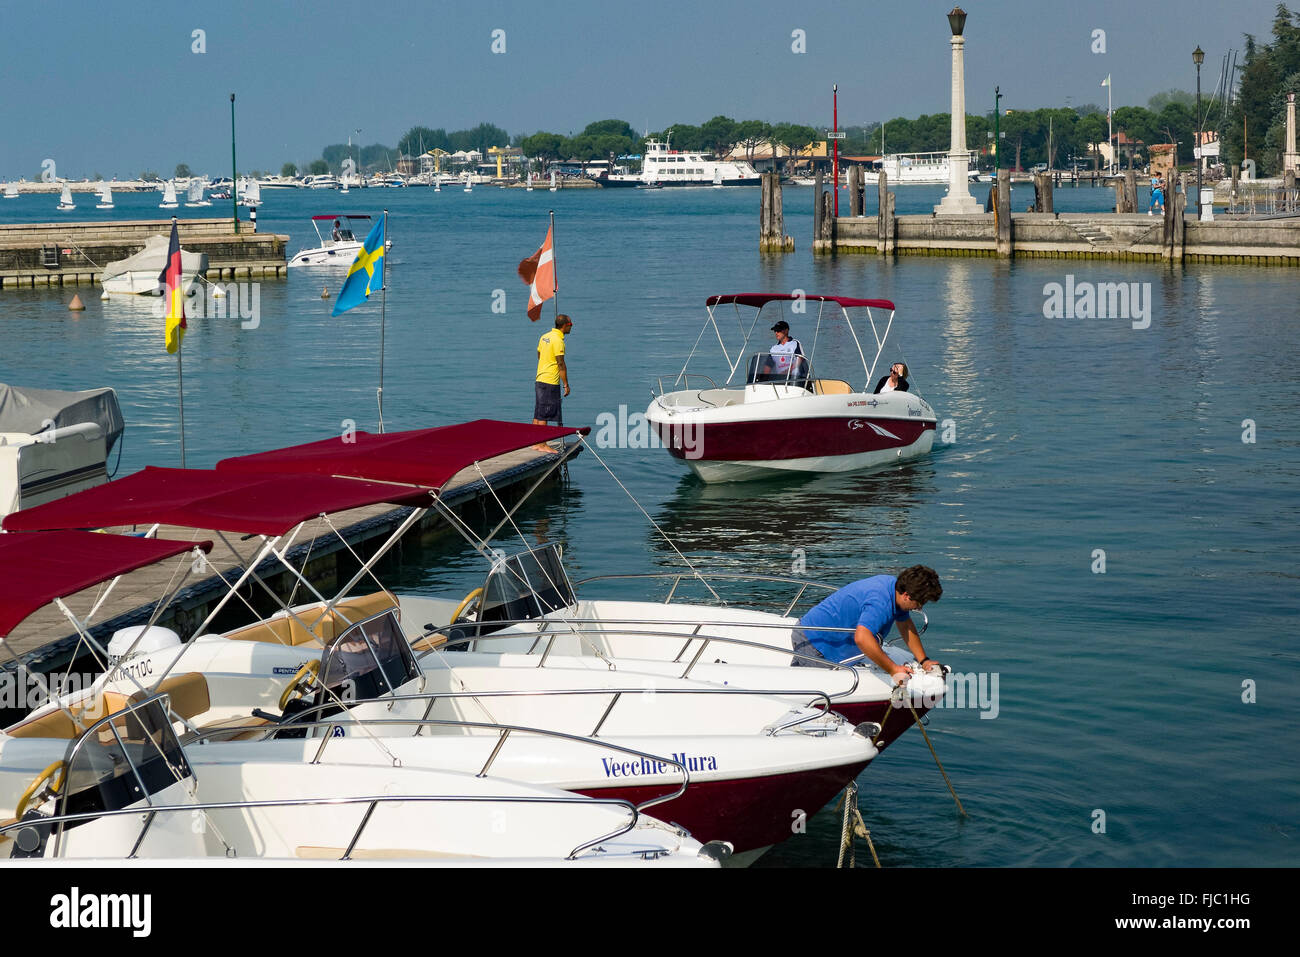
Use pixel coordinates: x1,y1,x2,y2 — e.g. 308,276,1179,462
0,0,1282,179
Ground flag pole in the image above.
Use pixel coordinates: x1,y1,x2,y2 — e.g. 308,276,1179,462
378,208,387,434
550,209,558,321
177,345,186,467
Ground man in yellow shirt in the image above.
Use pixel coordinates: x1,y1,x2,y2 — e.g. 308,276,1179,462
533,315,573,448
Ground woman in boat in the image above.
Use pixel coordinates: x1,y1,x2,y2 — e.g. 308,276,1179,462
873,362,909,394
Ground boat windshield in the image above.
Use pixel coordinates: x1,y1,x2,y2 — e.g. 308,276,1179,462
478,543,575,627
744,352,813,388
320,609,420,701
61,697,192,823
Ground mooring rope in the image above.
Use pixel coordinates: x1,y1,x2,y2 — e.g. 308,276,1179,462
903,696,967,818
833,781,879,868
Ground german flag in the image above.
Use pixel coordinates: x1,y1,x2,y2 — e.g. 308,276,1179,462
159,220,187,354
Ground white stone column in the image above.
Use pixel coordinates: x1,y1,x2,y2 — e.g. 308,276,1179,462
1285,93,1299,173
935,32,982,214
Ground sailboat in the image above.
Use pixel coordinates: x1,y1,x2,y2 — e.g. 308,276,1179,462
184,180,210,207
57,184,75,210
464,175,472,193
526,173,534,192
549,170,557,192
434,180,441,193
95,183,114,209
159,180,179,208
3,183,17,200
239,179,261,207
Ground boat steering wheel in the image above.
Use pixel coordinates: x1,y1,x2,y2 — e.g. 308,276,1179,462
278,660,322,711
450,588,484,625
15,761,67,819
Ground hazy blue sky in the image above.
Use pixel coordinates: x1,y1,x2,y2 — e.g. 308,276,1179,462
0,0,1280,178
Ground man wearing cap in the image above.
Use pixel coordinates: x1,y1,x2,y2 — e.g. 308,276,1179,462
791,565,944,682
760,320,805,382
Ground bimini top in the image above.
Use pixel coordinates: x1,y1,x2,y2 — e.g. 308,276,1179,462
2,467,431,537
216,420,589,491
0,530,211,636
706,294,896,310
311,214,372,221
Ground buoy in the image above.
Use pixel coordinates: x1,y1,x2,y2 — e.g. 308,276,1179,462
68,294,85,311
321,286,330,299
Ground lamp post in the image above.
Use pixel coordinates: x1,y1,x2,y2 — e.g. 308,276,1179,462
935,6,981,214
230,93,238,234
994,86,1002,171
1193,46,1204,219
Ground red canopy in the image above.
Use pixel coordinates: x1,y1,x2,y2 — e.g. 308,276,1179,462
0,531,211,636
2,467,431,537
706,294,896,310
311,214,371,220
216,419,589,491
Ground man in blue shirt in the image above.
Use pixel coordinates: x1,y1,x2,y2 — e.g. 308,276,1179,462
793,565,943,682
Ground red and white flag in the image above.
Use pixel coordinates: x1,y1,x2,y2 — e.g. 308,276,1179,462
517,224,555,321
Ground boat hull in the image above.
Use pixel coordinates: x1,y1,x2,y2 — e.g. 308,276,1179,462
647,391,937,483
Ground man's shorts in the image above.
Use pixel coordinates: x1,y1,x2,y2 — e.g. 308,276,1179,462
534,381,562,422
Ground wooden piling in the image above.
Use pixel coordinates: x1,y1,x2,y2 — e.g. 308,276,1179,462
1033,172,1054,214
759,172,794,252
848,165,863,217
995,169,1012,257
877,172,895,255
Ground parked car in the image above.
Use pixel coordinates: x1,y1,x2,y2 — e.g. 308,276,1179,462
1030,162,1049,174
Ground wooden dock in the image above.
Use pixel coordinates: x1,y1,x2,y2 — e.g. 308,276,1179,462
0,217,287,289
1,445,574,682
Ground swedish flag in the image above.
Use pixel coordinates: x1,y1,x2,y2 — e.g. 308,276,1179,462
332,216,385,316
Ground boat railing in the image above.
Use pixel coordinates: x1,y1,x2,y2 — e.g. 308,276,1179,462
0,791,651,862
188,701,699,815
654,373,720,397
414,619,864,699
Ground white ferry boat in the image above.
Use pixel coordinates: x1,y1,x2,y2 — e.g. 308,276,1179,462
601,136,760,188
860,151,980,186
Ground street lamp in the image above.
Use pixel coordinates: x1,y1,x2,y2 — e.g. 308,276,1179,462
230,93,238,234
1193,46,1205,219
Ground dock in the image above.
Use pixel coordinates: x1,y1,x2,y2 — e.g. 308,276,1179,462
0,445,574,688
804,170,1300,264
0,217,288,289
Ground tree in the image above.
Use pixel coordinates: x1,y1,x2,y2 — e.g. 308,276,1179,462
139,170,160,182
1147,89,1195,112
398,126,449,157
281,162,298,177
308,159,329,175
733,120,772,162
582,119,636,140
175,163,192,179
520,132,565,162
699,115,738,158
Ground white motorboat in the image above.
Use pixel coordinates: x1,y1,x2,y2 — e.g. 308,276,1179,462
4,424,885,862
99,234,208,295
0,534,722,867
3,183,18,199
645,294,937,482
287,214,372,268
94,183,113,209
0,384,123,520
183,179,210,207
304,174,340,189
158,180,179,208
56,184,75,210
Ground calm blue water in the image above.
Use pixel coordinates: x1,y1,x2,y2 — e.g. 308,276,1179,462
2,185,1296,867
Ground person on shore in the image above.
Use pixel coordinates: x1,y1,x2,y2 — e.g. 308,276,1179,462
1150,175,1165,216
532,314,573,451
790,565,943,682
873,362,910,394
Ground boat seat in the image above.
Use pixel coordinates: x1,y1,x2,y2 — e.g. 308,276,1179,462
410,632,448,653
4,691,132,740
222,591,399,647
190,715,273,743
812,379,853,395
129,673,211,723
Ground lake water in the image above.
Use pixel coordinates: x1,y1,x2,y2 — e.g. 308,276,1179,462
1,183,1295,867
